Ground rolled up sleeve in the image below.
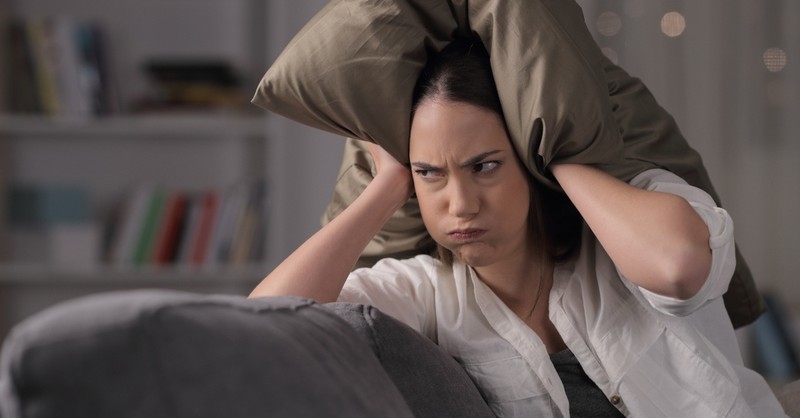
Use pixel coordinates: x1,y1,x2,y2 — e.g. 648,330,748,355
625,169,736,317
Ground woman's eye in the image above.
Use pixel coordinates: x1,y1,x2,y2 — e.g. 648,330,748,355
414,169,442,179
473,161,500,174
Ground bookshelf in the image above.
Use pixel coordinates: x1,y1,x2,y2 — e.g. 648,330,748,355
0,0,345,339
0,114,268,137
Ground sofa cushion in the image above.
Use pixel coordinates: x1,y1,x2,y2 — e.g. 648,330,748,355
325,302,494,417
0,290,413,418
776,379,800,417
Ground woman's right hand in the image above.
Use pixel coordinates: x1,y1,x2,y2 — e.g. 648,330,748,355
249,141,413,302
367,141,413,204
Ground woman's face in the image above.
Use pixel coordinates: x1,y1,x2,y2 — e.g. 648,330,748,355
409,99,532,268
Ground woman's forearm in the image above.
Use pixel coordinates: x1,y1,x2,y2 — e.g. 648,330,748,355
249,171,410,302
551,164,711,299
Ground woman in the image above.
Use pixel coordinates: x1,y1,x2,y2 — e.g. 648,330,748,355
250,38,785,417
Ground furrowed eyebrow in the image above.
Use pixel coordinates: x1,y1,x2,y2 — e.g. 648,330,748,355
460,150,502,169
411,150,503,171
410,161,440,171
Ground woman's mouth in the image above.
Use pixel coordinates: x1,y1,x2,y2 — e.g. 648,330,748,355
447,229,486,242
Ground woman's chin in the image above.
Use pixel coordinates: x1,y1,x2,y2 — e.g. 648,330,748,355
453,246,495,267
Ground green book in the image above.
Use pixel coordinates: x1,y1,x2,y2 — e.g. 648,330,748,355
132,189,166,265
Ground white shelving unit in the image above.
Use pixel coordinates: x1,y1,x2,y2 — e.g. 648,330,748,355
0,114,269,137
0,0,349,339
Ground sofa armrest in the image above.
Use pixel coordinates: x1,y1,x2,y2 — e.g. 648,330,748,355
0,290,413,418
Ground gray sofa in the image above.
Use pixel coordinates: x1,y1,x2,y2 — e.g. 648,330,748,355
0,290,493,418
2,290,800,418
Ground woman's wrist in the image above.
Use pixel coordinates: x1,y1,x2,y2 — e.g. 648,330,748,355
370,168,413,212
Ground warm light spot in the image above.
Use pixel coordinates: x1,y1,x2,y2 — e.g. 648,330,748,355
597,11,622,37
623,0,645,18
661,12,686,37
601,47,619,65
763,47,787,72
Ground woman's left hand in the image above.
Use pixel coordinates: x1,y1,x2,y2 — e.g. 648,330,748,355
551,163,711,299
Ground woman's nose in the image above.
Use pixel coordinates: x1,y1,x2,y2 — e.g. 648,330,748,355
447,179,479,219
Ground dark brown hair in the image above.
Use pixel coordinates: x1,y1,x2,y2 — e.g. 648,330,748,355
411,36,583,266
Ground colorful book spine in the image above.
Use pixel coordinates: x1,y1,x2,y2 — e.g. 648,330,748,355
25,18,61,115
191,191,220,266
131,189,166,265
5,17,113,116
105,183,266,268
152,192,188,265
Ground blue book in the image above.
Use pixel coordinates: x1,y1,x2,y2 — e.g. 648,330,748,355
8,184,88,226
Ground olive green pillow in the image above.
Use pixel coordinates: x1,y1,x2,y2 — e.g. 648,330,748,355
253,0,624,182
253,0,764,327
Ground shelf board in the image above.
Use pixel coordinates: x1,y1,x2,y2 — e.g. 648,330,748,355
0,113,269,137
0,263,270,285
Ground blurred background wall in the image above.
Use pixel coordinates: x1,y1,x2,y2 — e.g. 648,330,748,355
576,0,799,305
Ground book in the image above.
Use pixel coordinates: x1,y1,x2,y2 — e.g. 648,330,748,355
75,22,116,114
103,184,267,267
24,18,61,115
7,184,89,226
208,183,249,265
152,191,188,265
5,17,114,116
230,181,266,264
131,188,167,265
190,190,220,266
51,17,93,117
7,20,41,112
175,194,202,265
209,184,248,264
109,186,153,265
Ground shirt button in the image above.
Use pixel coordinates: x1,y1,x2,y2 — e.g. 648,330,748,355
610,394,622,405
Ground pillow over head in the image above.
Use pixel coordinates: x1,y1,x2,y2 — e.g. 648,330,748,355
254,0,764,327
253,0,624,184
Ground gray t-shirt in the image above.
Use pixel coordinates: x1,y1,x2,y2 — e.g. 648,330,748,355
550,349,624,418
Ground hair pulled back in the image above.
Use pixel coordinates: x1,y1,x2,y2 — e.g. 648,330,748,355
410,36,582,265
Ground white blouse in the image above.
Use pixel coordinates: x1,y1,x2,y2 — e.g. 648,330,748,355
338,169,786,417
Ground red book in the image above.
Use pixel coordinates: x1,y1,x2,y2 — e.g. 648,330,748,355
191,191,220,266
152,192,188,265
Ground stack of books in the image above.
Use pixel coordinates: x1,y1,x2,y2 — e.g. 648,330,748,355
107,181,267,269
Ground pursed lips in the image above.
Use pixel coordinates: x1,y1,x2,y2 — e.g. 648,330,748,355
447,228,487,241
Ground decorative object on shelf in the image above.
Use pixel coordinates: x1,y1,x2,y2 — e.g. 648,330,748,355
133,60,246,112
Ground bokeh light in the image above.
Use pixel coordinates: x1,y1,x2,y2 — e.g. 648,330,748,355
763,47,788,72
661,12,686,37
597,11,622,37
